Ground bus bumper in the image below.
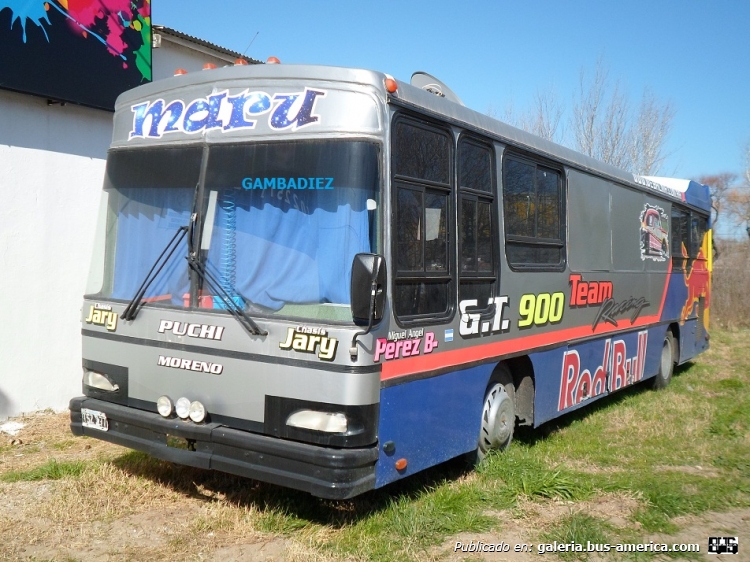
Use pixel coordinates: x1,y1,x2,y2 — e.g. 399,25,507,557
69,396,378,499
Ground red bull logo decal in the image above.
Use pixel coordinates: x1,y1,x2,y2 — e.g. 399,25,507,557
558,330,648,411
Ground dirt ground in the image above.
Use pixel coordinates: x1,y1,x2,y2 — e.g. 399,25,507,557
1,411,748,561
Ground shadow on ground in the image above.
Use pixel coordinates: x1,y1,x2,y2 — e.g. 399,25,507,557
109,362,695,526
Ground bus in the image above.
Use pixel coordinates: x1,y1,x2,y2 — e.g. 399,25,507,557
70,61,712,499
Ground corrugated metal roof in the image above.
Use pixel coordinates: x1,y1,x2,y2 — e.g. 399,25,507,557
153,25,262,65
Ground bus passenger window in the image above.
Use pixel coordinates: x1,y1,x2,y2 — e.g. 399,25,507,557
502,155,565,269
392,118,453,320
458,137,496,305
671,207,690,269
691,215,708,258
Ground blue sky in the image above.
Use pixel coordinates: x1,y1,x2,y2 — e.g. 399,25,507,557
155,1,749,186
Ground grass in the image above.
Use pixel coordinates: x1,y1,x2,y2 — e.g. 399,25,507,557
1,328,749,560
1,459,89,483
541,514,612,560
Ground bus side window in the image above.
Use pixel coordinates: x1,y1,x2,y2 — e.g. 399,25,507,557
671,207,690,270
458,137,496,306
502,155,565,269
690,214,708,259
392,118,453,320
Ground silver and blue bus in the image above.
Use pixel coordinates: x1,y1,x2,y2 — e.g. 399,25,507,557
70,62,712,499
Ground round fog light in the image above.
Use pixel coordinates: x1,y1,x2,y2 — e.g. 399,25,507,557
157,395,173,418
175,397,191,419
189,401,206,423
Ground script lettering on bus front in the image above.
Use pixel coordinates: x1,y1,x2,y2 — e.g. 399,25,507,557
157,355,223,374
129,88,326,139
84,303,118,331
158,320,225,340
241,177,334,190
279,326,338,361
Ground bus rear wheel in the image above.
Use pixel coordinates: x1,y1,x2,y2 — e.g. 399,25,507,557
652,331,675,389
477,366,515,461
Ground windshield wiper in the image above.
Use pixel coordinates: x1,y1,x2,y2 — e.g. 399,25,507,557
186,256,267,336
121,226,188,321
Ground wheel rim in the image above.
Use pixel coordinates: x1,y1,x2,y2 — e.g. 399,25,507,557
661,337,672,376
479,383,513,454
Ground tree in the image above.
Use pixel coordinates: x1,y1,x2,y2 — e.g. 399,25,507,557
490,88,564,143
706,144,750,242
698,172,736,230
629,90,675,175
726,142,750,238
699,172,738,256
525,88,564,143
494,58,676,176
571,60,631,169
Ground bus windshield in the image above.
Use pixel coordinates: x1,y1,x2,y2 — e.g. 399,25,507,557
89,140,380,323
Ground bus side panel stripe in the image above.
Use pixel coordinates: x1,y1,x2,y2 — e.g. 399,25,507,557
381,263,672,382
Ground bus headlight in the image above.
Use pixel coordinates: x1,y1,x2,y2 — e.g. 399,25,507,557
175,397,191,419
188,400,206,423
286,410,348,433
83,370,119,392
156,396,173,418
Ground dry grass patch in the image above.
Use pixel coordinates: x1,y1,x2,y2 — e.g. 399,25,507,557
654,464,723,478
0,409,122,473
513,492,641,530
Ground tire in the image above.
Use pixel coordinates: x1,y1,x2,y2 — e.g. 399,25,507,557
652,331,675,389
476,365,515,461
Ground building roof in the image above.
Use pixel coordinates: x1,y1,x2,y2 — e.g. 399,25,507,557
153,25,262,65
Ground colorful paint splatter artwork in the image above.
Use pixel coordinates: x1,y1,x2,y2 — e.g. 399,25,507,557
0,0,151,109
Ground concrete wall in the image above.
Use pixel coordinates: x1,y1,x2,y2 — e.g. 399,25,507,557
0,37,241,419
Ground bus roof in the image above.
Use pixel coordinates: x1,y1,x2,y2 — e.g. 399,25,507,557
112,63,711,213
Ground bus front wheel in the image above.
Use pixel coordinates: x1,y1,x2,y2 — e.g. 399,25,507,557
652,331,675,389
477,366,515,461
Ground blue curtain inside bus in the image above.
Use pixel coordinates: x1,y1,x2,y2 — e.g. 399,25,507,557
110,187,192,304
205,186,371,311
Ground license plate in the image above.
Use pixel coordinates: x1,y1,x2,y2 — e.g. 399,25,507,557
81,408,109,432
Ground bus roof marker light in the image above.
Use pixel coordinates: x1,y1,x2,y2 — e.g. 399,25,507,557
202,62,217,70
234,58,248,66
174,68,187,76
384,75,398,94
266,56,281,64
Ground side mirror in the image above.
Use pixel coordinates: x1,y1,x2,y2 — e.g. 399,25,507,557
350,253,386,323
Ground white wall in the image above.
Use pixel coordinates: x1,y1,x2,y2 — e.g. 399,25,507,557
0,90,111,418
0,37,242,420
153,35,237,80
